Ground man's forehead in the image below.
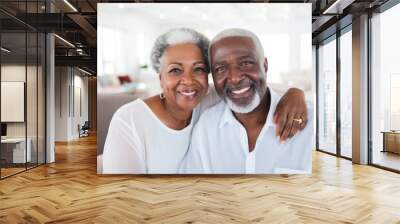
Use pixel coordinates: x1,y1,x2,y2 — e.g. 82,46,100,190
211,36,257,62
212,36,255,50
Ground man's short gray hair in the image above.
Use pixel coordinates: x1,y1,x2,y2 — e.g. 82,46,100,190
209,28,265,64
150,28,210,73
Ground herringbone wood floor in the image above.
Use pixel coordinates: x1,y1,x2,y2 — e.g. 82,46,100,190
1,135,400,224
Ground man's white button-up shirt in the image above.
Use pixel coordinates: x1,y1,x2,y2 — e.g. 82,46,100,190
181,88,314,174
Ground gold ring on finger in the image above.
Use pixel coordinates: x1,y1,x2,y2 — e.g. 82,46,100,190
293,118,303,124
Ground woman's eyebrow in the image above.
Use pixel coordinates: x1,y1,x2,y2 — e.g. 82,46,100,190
167,62,183,66
193,61,206,65
168,61,205,66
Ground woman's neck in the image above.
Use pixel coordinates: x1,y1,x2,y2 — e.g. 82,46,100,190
143,96,193,130
162,98,193,129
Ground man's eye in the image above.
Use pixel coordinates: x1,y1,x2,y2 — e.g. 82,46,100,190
214,66,226,73
240,60,254,67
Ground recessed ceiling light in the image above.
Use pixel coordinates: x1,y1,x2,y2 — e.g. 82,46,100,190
322,0,354,15
1,47,11,53
54,34,75,48
201,14,208,20
63,0,78,12
78,67,92,76
159,14,165,20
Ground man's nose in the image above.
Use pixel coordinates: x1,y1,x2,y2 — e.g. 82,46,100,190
227,65,244,84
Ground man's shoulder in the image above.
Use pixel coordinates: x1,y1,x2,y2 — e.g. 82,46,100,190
199,101,227,119
195,101,227,128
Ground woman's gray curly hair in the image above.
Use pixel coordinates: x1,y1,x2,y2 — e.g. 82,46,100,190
150,28,210,74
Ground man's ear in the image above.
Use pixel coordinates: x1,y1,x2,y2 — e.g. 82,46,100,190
263,57,268,73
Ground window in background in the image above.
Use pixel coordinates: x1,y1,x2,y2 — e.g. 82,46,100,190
339,28,352,158
99,27,124,76
38,32,46,165
301,33,312,71
390,74,400,130
371,2,400,171
27,30,38,170
0,1,46,179
261,34,290,85
317,37,337,155
1,31,28,178
300,33,313,101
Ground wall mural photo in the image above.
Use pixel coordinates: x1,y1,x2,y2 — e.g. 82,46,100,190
97,3,313,174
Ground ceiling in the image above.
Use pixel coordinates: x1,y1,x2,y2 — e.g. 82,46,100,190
0,0,392,75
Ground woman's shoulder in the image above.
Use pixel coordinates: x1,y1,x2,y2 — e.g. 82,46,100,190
113,98,147,120
142,95,161,110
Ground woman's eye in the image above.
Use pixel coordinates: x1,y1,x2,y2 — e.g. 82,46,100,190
194,67,207,73
169,68,182,74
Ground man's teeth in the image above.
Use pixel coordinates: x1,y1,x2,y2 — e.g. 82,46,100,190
180,91,196,96
232,86,251,94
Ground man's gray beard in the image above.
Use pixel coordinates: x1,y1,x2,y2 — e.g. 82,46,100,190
225,90,261,114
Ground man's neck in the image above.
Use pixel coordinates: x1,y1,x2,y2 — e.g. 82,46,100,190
233,88,270,129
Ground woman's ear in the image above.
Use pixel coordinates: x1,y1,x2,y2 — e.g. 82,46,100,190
159,74,163,89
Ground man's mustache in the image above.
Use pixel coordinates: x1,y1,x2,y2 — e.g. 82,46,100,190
224,78,255,94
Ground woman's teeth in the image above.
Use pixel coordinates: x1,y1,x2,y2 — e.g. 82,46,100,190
232,86,251,95
180,90,196,96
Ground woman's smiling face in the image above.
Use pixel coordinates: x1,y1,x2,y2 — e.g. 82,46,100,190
159,42,209,111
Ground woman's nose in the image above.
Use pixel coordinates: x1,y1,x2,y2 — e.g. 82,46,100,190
181,71,195,84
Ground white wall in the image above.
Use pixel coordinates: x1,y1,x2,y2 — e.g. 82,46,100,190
55,67,69,141
55,67,89,141
71,74,89,138
1,65,32,138
1,64,46,164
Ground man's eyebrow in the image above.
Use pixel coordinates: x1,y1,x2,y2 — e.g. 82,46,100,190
212,60,226,66
238,55,255,60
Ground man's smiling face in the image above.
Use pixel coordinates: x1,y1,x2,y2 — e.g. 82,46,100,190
210,36,268,113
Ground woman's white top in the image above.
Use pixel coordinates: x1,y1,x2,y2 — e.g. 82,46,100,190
102,87,220,174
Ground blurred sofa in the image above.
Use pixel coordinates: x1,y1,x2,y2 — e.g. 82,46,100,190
97,91,148,157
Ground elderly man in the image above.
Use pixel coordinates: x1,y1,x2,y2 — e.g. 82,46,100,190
181,28,314,174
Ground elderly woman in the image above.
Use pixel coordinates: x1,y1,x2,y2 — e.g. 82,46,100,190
102,28,308,174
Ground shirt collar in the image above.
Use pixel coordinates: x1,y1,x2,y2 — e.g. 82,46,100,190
219,88,280,129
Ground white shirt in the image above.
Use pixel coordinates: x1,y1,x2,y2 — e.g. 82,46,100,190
102,87,220,174
181,89,314,174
